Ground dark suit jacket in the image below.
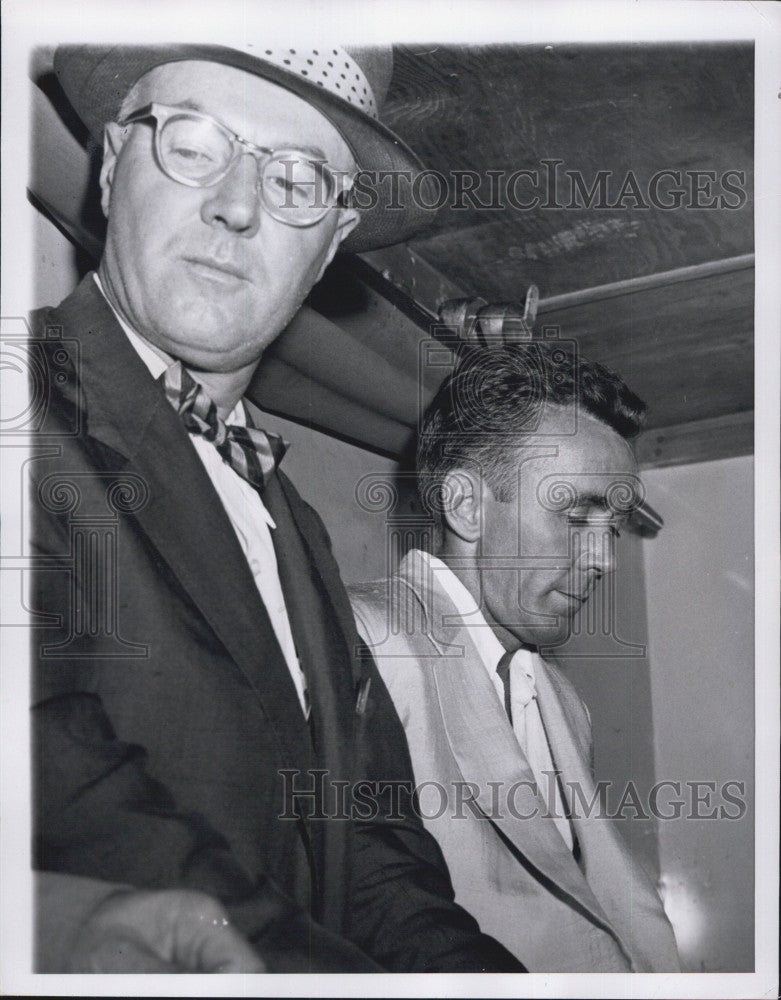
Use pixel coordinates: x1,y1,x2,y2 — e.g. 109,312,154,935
29,275,520,973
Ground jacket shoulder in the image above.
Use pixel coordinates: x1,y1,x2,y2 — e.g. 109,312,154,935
348,577,428,640
27,301,87,441
347,580,392,646
275,467,333,547
30,272,100,332
347,578,435,700
347,579,388,610
30,302,60,334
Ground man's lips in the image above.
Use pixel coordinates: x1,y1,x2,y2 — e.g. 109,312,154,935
557,590,590,605
184,256,248,282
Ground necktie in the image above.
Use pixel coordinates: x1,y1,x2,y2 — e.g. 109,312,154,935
496,648,539,722
496,649,515,723
161,362,286,491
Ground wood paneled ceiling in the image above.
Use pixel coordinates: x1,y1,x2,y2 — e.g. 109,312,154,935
31,41,754,466
387,42,753,295
296,41,754,464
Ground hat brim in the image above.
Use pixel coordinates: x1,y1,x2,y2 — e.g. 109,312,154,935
53,44,436,252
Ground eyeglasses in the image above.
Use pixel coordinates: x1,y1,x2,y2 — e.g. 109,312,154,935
119,102,355,227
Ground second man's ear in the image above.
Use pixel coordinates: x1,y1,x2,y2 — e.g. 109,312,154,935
440,467,484,544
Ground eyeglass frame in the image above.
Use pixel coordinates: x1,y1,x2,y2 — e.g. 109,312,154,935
118,102,356,227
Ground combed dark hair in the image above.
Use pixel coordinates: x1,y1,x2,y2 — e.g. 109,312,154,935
416,342,647,526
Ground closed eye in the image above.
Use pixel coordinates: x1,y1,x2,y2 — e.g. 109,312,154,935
566,510,623,537
169,145,217,162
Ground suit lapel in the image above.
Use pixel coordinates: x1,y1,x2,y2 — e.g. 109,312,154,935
267,471,356,721
275,472,366,687
58,276,311,768
533,662,641,964
533,661,592,795
262,470,355,766
534,662,677,971
397,549,621,937
262,470,356,931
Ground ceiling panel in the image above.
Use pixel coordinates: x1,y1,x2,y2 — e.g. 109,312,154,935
384,42,753,299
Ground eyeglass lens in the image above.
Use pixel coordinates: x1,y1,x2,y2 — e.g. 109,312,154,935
158,114,335,220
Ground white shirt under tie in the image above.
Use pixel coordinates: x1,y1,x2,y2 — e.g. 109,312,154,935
94,275,310,717
423,551,574,849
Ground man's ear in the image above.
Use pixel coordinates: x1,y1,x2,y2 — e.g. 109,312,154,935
441,467,484,544
314,207,360,282
99,122,127,218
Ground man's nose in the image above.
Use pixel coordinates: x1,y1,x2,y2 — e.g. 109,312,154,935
573,521,618,578
200,153,261,236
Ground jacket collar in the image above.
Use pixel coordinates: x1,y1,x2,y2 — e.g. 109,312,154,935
56,274,169,461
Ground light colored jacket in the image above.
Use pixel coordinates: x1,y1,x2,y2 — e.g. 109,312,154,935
349,549,681,972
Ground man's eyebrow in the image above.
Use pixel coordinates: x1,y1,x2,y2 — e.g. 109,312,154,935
567,490,621,511
175,99,207,113
163,100,331,159
563,489,642,518
577,491,609,506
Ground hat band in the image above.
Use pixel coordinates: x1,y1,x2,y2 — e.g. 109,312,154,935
255,47,377,117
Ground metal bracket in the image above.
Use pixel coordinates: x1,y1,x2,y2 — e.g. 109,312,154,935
436,290,539,346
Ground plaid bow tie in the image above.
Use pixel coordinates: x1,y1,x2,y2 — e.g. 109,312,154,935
161,362,286,492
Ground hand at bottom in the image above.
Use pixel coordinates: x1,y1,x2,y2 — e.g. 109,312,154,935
69,888,266,973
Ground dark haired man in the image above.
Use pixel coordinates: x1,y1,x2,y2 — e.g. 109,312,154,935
350,343,681,972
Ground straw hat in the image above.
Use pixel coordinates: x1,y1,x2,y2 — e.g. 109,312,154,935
54,44,435,251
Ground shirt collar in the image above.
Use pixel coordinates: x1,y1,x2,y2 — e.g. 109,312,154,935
417,550,536,681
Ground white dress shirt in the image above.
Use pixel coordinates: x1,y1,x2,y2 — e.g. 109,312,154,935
422,550,573,849
94,275,309,716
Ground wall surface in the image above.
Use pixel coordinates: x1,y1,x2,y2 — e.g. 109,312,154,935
642,457,754,972
30,204,83,308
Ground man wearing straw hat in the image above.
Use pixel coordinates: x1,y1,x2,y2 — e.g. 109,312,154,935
30,43,521,973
